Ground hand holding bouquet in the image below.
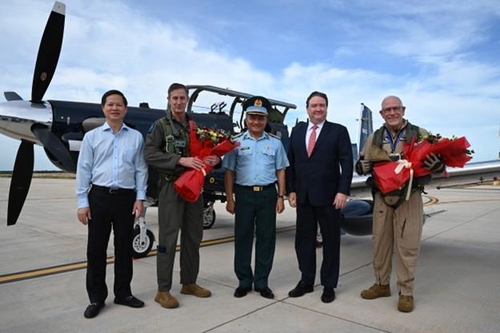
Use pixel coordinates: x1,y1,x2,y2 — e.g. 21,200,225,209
174,121,239,202
373,133,473,195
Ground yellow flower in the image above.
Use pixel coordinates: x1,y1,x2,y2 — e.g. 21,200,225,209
196,127,232,144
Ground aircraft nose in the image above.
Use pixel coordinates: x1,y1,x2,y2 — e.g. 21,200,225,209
0,100,52,143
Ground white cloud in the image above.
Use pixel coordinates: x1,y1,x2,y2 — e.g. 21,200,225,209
0,0,499,171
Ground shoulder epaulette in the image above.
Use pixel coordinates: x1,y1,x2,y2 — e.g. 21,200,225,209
232,132,244,139
268,132,281,139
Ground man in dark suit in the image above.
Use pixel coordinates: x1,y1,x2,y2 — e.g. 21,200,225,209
286,91,353,303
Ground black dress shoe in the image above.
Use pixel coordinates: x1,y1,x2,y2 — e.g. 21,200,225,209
84,302,105,318
288,281,314,298
114,295,145,308
255,286,275,299
234,286,252,298
321,287,336,303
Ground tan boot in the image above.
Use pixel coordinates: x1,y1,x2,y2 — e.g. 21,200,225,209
180,284,211,298
154,291,179,309
398,295,414,312
360,283,391,299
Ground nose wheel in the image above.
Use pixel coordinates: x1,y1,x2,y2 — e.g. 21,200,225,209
131,217,155,258
203,202,216,229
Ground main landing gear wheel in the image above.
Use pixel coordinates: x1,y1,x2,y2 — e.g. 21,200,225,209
132,227,154,258
203,204,216,229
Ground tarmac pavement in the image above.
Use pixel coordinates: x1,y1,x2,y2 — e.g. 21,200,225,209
0,178,499,333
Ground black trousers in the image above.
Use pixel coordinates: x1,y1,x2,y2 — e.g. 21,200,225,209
86,187,136,303
295,197,341,288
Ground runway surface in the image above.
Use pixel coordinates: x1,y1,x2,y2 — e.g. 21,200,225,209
1,178,499,333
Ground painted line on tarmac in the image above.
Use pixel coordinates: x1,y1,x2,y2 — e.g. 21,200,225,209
424,194,438,206
0,196,438,285
0,225,296,285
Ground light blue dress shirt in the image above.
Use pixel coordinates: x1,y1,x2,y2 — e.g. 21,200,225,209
222,131,289,186
76,122,148,208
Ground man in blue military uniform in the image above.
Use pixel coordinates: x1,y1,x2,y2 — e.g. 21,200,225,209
222,96,289,299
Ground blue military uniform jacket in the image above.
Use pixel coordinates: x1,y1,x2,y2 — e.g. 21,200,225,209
222,131,289,186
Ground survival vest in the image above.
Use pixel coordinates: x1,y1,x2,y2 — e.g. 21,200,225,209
365,122,421,162
158,116,190,185
368,122,430,207
372,122,421,153
159,116,192,157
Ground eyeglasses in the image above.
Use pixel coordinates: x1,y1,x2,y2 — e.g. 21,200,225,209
381,106,404,114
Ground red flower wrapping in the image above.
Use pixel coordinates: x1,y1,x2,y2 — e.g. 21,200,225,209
430,136,472,168
373,161,412,194
373,135,473,194
173,167,208,203
174,121,239,202
401,138,434,177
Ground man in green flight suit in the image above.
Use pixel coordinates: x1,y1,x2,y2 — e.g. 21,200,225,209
144,83,220,309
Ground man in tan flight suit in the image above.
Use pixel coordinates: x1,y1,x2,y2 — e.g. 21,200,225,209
356,95,445,312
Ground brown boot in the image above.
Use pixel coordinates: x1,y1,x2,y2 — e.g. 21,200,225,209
398,295,414,312
154,291,179,309
361,283,391,299
180,284,212,298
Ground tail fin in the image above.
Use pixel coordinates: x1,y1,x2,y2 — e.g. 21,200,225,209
359,103,373,152
354,103,373,161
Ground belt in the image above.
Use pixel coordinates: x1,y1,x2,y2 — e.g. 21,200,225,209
91,184,135,195
236,184,275,192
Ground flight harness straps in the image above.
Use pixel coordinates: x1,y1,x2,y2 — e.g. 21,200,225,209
370,123,424,208
158,117,188,187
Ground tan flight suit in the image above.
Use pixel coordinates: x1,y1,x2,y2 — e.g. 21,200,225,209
361,120,429,296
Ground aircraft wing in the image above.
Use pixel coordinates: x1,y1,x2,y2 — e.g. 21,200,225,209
431,161,500,189
349,160,500,199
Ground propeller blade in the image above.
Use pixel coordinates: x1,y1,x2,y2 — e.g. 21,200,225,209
8,141,35,225
31,2,66,103
4,91,23,101
32,124,75,171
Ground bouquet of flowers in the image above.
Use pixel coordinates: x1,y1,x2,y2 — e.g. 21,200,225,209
373,134,473,195
420,134,473,168
174,121,239,202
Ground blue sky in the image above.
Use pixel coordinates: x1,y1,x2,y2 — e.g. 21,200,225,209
0,0,499,170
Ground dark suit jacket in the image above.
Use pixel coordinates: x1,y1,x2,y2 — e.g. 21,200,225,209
286,120,353,206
